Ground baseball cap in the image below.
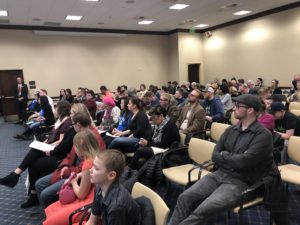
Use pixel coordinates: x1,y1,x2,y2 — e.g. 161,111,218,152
270,102,286,114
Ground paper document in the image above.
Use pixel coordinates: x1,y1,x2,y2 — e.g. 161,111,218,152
98,130,106,134
152,147,168,155
29,140,55,151
106,132,118,138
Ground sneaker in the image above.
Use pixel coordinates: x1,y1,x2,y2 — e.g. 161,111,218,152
21,194,39,208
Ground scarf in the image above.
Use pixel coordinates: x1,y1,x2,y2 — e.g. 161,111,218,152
152,117,170,144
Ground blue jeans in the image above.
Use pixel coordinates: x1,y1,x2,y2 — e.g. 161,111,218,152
108,137,140,153
168,170,248,225
35,174,65,209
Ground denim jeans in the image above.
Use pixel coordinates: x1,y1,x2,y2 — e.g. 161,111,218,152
108,137,140,153
168,170,248,225
35,174,65,208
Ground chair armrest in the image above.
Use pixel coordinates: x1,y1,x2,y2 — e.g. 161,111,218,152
188,160,214,185
68,203,93,225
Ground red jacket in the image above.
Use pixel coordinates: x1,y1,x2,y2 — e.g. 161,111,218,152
50,127,105,184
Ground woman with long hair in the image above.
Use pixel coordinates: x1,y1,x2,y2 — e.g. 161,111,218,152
43,129,100,225
108,97,152,153
0,102,74,208
14,95,55,140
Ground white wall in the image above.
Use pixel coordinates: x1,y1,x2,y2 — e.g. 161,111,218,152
167,33,179,82
203,7,300,86
0,30,169,97
178,32,204,84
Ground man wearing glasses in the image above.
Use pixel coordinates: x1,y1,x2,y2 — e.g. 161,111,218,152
176,89,206,137
169,94,285,225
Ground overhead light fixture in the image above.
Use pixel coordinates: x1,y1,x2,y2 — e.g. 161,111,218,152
195,24,209,28
65,15,82,21
169,4,189,10
233,10,252,16
0,10,8,17
138,20,154,25
82,0,99,2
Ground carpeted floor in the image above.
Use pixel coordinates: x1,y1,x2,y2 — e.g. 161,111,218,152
0,117,299,225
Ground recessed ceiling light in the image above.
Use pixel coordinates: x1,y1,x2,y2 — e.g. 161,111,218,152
0,10,8,17
195,24,209,28
65,15,82,21
82,0,99,2
169,4,189,10
138,20,154,25
233,10,252,16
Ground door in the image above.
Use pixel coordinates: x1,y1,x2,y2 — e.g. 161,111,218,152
0,70,24,121
188,64,200,83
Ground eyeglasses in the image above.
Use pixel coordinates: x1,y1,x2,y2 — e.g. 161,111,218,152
234,103,249,109
160,99,168,101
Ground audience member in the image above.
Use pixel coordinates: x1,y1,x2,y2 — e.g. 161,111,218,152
176,89,206,136
203,86,224,124
270,79,282,95
159,93,179,123
35,110,105,209
14,96,55,140
100,85,113,99
143,91,159,110
98,96,119,132
84,90,97,119
65,88,74,104
43,129,100,225
59,89,67,102
219,84,233,114
38,89,54,111
76,87,86,103
287,80,300,103
257,100,275,133
168,94,281,225
270,102,300,140
0,101,72,208
130,105,180,169
85,150,141,225
108,97,152,153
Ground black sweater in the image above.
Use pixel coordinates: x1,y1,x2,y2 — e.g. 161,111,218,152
128,110,152,140
149,120,180,148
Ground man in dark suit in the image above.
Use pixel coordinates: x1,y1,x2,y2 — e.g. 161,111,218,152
15,77,28,122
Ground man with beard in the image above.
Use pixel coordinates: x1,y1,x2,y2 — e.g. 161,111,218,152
169,94,285,225
176,89,206,136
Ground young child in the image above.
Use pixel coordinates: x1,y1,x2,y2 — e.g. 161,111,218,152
85,150,141,225
43,129,100,225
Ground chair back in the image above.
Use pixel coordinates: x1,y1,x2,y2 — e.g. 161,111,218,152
290,109,300,117
289,102,300,110
188,138,215,164
132,182,170,225
288,136,300,162
210,122,231,142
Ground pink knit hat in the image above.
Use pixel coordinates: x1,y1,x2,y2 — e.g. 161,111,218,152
103,96,115,107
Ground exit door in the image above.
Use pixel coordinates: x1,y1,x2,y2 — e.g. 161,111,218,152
188,64,200,83
0,70,24,121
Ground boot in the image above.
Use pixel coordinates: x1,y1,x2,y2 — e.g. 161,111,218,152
13,134,23,139
21,193,39,208
0,172,20,188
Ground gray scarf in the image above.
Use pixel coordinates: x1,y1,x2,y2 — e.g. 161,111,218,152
152,117,170,144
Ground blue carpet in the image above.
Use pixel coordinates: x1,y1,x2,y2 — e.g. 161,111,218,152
0,117,43,225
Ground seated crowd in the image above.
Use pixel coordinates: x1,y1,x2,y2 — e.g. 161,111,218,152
1,74,300,225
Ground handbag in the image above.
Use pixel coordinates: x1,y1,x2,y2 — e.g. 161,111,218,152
58,172,77,204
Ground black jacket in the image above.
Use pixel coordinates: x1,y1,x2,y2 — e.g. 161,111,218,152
92,181,141,225
212,121,277,185
128,110,152,140
149,120,180,148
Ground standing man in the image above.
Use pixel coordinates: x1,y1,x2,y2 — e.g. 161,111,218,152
15,77,28,123
169,94,286,225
